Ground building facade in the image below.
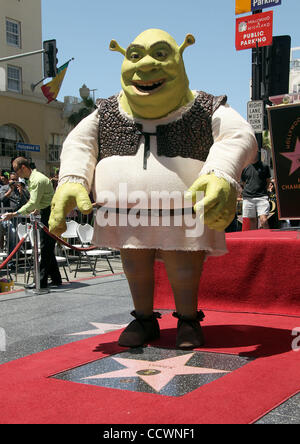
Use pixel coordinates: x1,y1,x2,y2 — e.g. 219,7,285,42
0,0,65,175
290,47,300,95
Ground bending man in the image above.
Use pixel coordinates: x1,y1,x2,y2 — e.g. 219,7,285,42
2,157,62,289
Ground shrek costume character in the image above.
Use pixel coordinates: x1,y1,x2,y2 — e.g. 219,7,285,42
49,29,257,349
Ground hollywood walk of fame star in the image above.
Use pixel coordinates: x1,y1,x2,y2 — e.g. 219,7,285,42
83,353,229,392
280,138,300,175
68,322,127,336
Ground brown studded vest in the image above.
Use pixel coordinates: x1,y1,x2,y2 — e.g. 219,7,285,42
97,91,227,168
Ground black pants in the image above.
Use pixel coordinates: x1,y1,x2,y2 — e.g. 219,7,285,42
39,206,62,286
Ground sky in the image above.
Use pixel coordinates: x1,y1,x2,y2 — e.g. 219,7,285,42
41,0,300,119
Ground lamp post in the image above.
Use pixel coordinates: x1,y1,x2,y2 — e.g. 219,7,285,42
79,84,98,102
251,10,263,160
79,84,90,99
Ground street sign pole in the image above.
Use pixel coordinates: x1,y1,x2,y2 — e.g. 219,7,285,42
236,1,285,163
251,9,263,159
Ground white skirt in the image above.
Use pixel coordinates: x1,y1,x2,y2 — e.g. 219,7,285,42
92,207,227,257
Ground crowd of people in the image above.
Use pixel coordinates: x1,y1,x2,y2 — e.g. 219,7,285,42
0,168,31,270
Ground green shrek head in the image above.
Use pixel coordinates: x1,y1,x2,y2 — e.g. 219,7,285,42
110,29,195,119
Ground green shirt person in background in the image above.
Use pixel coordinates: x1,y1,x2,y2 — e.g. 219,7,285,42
17,168,54,216
2,157,62,289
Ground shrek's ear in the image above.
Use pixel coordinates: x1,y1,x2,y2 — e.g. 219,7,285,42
109,40,126,55
179,34,195,56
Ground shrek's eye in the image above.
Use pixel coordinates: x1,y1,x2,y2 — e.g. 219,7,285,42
129,52,143,61
153,49,169,61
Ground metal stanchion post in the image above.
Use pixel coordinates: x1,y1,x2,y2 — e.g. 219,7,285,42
31,214,40,292
6,220,10,281
28,214,48,294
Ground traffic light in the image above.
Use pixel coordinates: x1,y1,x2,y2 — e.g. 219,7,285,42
262,36,291,99
43,39,58,78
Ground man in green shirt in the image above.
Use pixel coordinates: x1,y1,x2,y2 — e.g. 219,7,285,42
2,157,62,289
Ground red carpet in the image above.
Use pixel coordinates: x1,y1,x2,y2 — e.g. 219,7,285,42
0,310,299,424
154,230,300,316
0,230,299,424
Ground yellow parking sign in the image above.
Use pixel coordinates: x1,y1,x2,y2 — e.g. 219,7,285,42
236,0,251,14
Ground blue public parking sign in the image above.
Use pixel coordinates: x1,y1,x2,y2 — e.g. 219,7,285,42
252,0,281,12
236,0,281,15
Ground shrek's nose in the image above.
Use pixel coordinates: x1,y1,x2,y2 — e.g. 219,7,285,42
136,55,160,72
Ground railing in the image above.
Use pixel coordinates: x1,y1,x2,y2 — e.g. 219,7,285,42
0,207,117,293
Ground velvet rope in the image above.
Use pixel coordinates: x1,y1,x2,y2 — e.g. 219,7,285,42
38,223,97,252
0,223,98,272
0,236,27,270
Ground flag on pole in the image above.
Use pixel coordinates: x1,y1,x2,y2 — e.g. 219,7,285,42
41,61,69,103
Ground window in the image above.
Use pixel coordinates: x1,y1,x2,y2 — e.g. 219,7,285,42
48,134,64,162
291,59,300,71
0,125,25,158
6,19,21,47
7,66,22,93
292,84,300,94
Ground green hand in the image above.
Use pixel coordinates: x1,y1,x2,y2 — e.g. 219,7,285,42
49,183,93,236
185,174,237,232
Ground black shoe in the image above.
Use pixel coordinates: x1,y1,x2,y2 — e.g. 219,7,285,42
118,311,161,348
173,310,205,349
49,275,63,285
49,281,62,287
25,282,48,289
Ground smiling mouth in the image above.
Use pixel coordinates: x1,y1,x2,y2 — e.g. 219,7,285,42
132,79,166,94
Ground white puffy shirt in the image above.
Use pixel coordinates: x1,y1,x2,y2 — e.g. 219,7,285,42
58,92,257,254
